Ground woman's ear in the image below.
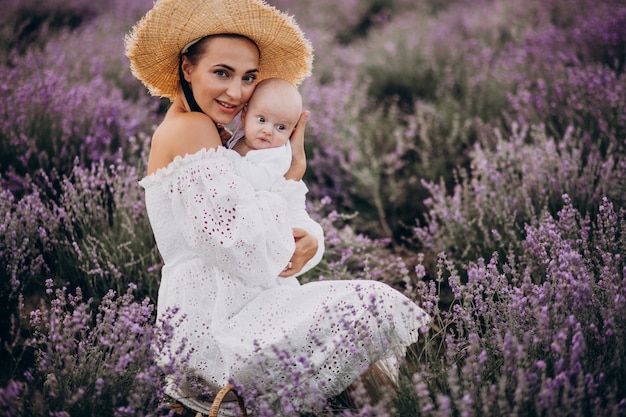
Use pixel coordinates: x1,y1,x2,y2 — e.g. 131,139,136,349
181,56,193,82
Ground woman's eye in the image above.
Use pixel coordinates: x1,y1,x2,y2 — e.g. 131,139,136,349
243,75,257,83
215,70,229,78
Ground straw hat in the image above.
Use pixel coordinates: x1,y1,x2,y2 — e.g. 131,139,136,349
125,0,313,99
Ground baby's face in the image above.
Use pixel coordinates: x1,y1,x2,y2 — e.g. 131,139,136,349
242,88,301,150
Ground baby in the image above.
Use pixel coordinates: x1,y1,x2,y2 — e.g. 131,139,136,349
225,78,316,287
226,77,302,191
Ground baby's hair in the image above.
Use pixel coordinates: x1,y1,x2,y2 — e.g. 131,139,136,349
251,78,302,113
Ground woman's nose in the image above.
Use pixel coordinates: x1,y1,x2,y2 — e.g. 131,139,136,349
226,81,242,101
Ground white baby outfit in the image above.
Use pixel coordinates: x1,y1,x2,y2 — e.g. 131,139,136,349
139,147,429,415
224,128,292,192
224,131,300,287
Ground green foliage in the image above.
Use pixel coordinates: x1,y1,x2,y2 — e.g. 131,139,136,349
0,0,100,63
356,1,521,120
50,158,162,305
301,202,414,291
412,121,626,271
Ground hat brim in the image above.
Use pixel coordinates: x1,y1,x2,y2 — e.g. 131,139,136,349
125,0,313,99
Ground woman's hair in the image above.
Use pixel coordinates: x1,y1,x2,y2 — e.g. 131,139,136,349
183,34,261,65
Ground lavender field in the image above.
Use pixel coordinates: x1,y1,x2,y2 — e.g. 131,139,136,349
1,0,625,415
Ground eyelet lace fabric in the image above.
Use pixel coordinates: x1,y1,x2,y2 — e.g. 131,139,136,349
140,148,430,414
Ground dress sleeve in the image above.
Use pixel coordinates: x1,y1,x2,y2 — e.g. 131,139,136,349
277,179,325,277
163,150,295,287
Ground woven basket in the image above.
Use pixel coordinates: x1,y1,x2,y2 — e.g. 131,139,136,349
209,384,247,417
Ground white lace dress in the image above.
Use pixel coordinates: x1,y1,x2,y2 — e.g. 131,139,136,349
139,147,430,414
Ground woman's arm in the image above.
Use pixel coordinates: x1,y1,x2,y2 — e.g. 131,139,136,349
165,152,296,287
278,227,321,277
275,179,324,278
279,111,321,275
283,111,310,181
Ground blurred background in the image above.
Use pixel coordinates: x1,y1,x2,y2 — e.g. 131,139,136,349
0,0,624,415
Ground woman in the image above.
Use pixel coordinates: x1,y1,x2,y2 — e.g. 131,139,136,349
126,0,429,414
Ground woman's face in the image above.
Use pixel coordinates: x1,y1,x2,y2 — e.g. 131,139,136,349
182,36,259,125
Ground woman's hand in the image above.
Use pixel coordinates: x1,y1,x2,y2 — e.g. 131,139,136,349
284,110,310,181
278,227,318,277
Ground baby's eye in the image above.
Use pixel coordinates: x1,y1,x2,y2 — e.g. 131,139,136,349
277,125,286,131
256,116,266,123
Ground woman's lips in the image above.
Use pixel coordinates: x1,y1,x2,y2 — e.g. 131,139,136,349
216,100,239,114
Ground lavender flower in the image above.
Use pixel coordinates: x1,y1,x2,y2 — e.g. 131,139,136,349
16,281,188,417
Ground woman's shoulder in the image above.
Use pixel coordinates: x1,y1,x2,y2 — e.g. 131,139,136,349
156,110,221,153
148,109,222,175
140,147,227,188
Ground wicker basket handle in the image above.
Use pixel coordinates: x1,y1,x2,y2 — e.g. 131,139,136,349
208,384,247,417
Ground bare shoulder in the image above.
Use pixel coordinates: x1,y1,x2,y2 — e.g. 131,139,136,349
147,111,222,175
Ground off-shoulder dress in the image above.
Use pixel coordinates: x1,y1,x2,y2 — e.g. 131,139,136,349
139,147,429,414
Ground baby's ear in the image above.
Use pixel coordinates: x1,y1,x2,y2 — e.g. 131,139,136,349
241,104,248,118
